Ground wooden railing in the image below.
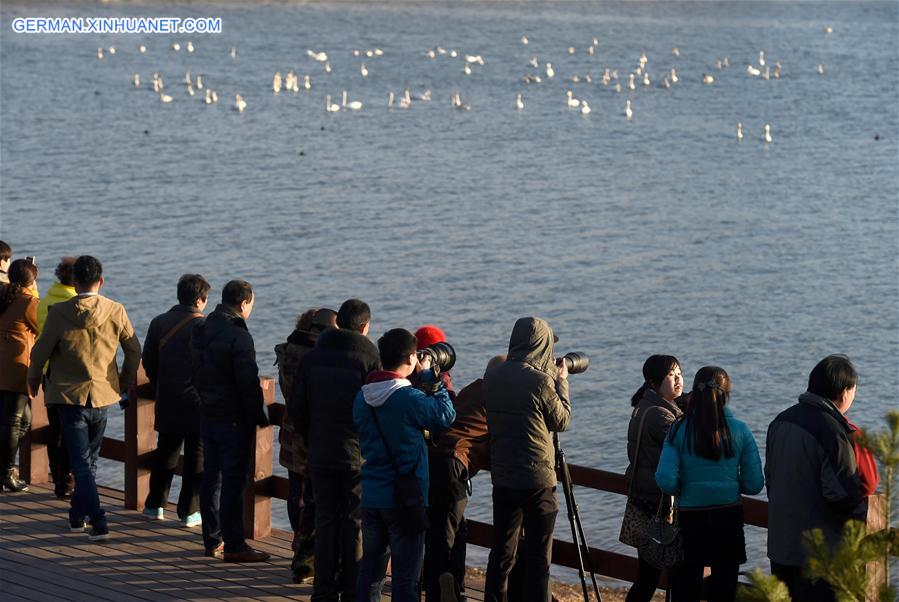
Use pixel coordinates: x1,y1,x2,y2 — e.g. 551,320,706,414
19,374,888,595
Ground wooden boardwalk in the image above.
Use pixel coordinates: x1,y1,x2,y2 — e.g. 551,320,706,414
1,483,314,601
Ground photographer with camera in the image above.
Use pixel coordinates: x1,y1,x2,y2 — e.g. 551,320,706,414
353,328,455,602
484,317,571,602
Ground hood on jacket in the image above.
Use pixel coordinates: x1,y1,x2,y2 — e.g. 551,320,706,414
507,316,557,376
198,304,247,341
798,391,854,434
361,370,410,407
46,282,76,303
53,294,117,329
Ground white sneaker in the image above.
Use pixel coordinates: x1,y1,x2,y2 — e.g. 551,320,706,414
142,507,164,520
181,512,202,528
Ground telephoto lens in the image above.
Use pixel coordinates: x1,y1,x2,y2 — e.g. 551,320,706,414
417,341,456,373
559,352,589,374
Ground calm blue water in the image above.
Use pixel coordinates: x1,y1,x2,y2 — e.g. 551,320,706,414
2,0,897,583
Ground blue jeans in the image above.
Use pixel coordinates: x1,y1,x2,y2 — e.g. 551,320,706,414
356,508,425,602
57,404,108,526
200,421,252,553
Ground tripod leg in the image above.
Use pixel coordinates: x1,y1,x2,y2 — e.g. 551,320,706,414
557,450,591,602
560,454,603,601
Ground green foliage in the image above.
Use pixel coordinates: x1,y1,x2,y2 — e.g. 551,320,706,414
737,569,791,602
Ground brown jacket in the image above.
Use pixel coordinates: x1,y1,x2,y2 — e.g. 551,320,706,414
28,293,141,407
433,377,490,475
0,289,39,393
625,388,683,502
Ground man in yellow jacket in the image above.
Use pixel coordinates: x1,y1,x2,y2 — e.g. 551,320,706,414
28,256,141,541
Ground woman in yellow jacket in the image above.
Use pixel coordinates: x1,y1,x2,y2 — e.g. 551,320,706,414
0,259,39,492
36,257,77,497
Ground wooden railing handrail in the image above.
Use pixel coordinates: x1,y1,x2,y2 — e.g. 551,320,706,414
21,388,887,593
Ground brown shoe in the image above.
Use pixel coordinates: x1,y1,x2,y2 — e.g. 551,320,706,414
204,543,224,559
223,544,270,563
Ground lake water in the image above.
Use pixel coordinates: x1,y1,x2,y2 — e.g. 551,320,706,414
2,0,897,585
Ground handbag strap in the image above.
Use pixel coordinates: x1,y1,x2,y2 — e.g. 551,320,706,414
368,404,420,477
159,313,203,350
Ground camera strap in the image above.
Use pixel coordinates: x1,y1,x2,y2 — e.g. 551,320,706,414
368,405,421,477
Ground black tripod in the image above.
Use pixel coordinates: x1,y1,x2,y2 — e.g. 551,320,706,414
555,433,602,602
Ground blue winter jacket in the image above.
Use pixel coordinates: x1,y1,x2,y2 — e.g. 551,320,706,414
353,369,456,509
655,407,764,508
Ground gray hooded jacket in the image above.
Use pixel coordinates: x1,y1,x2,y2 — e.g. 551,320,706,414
484,317,570,490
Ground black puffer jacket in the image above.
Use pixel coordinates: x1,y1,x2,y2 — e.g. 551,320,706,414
288,328,380,472
190,304,267,428
143,304,204,434
625,388,682,502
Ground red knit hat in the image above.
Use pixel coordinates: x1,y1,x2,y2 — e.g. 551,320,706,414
415,325,446,350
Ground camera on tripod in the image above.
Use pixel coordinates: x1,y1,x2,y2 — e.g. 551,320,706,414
417,341,456,374
557,351,589,374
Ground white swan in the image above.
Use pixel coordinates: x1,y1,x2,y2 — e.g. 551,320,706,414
160,93,173,103
515,93,524,110
747,65,761,77
360,64,368,78
566,90,580,108
545,63,554,79
580,100,591,115
628,73,636,90
133,73,140,89
273,72,282,93
625,99,633,120
235,94,247,112
172,42,181,52
764,124,772,144
97,48,104,59
307,50,328,62
186,41,194,53
230,47,237,60
139,44,146,53
521,35,529,45
196,75,204,90
387,91,394,108
341,90,362,110
703,74,715,84
325,95,339,112
737,122,743,141
671,68,679,83
817,64,825,75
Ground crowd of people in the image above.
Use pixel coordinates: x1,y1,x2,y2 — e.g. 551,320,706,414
0,242,881,602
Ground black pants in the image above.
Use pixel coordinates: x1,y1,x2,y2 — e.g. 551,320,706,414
287,469,315,542
423,455,469,601
485,485,558,602
310,469,361,602
671,561,739,602
771,561,837,602
0,391,31,472
145,432,203,518
626,554,663,602
47,404,70,485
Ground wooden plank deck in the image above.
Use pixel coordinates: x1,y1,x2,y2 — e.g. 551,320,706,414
0,484,492,601
0,483,315,601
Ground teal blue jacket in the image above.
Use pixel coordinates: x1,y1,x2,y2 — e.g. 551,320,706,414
655,407,764,508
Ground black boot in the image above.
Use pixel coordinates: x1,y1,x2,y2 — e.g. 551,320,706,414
2,468,29,493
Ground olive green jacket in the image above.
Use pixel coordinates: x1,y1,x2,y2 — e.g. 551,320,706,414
485,317,570,490
28,293,141,407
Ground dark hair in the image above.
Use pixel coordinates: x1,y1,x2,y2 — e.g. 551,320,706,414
55,257,77,286
221,279,253,307
177,273,211,306
295,307,318,332
337,298,371,331
808,355,857,401
378,328,418,371
73,255,103,287
0,240,10,262
677,366,734,461
0,259,38,313
631,354,680,406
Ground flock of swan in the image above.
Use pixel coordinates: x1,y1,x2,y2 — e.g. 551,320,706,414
102,26,838,144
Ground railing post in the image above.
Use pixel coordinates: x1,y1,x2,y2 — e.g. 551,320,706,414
124,366,154,510
20,387,50,485
245,376,275,541
865,493,887,602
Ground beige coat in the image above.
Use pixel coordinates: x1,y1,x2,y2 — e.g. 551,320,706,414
28,293,141,407
0,289,39,393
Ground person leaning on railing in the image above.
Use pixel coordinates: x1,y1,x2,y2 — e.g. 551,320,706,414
0,258,39,492
621,354,684,602
654,366,764,602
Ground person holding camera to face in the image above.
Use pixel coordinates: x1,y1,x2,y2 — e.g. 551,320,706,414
353,328,456,602
484,317,571,602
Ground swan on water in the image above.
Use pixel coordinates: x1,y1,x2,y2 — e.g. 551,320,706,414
625,99,633,120
515,93,524,110
545,63,554,78
521,35,529,45
566,90,580,108
325,95,340,112
139,44,146,53
133,73,140,89
580,100,591,115
737,122,743,141
273,72,282,93
186,41,194,53
764,124,772,144
235,94,247,113
160,93,173,103
360,64,368,77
